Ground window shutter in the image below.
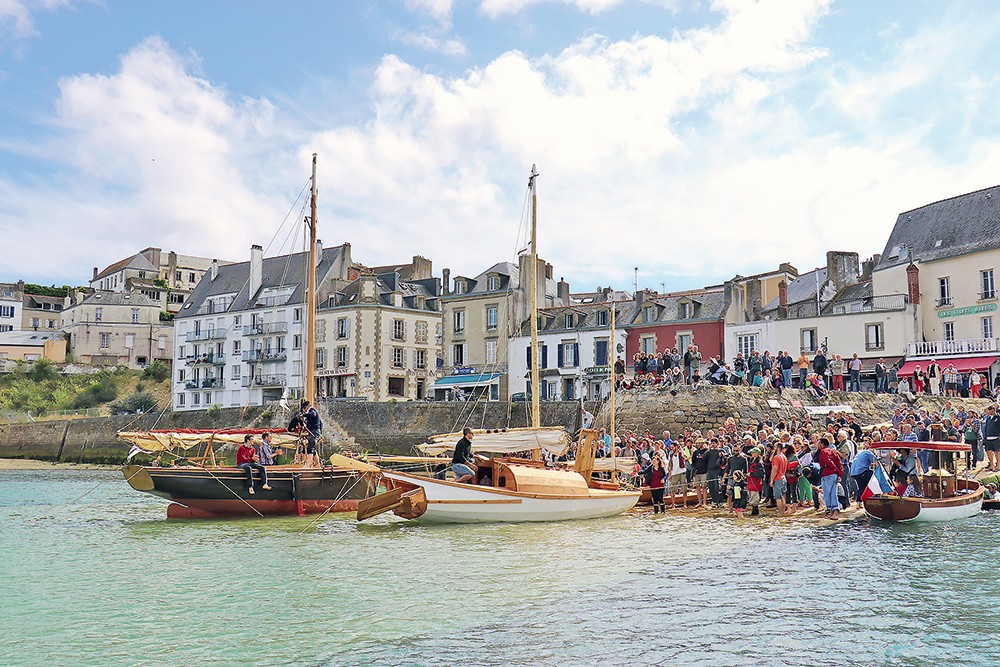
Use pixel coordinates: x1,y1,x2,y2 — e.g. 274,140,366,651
541,345,548,369
526,346,531,366
557,344,564,368
573,343,579,367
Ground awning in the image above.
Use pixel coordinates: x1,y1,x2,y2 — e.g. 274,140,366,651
897,355,999,377
523,368,563,378
857,356,903,374
431,373,503,389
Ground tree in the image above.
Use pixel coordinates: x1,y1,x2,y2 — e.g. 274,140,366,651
109,392,157,415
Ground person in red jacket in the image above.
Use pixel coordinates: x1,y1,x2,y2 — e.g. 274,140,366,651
237,434,272,495
817,436,843,519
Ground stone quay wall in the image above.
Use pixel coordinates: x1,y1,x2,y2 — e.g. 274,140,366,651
597,386,997,436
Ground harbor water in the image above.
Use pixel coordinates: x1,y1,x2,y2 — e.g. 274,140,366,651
3,468,1000,666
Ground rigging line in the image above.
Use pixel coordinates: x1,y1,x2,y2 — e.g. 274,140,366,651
297,470,371,533
32,465,152,521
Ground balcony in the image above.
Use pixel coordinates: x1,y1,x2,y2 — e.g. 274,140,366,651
242,349,287,363
195,302,231,316
185,352,226,366
908,338,999,357
936,297,953,308
185,377,224,389
241,374,287,388
186,328,228,343
981,291,997,301
242,322,288,336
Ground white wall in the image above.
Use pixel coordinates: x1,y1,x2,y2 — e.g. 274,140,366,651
507,328,627,399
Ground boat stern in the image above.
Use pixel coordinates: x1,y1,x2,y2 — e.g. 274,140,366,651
122,465,155,492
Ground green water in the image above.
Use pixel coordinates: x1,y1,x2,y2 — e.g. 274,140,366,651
3,469,1000,666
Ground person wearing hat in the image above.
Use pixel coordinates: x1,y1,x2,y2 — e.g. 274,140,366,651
986,483,1000,501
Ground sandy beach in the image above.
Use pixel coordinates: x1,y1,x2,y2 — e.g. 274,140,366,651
0,458,116,470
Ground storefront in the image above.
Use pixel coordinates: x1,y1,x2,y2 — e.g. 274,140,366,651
431,372,503,401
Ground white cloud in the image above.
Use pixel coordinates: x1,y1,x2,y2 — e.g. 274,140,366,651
393,27,467,56
479,0,624,19
405,0,454,24
0,0,76,41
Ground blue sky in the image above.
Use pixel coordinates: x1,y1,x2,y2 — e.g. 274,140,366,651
2,0,1000,295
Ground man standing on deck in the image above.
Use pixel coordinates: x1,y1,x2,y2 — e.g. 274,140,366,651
237,434,272,495
452,427,477,484
982,405,1000,472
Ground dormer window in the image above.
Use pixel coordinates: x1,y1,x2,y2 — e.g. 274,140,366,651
597,310,608,327
679,302,691,319
644,305,655,322
487,275,500,291
455,280,467,295
564,313,573,328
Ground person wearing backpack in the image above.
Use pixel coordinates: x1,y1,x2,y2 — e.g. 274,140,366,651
298,399,323,467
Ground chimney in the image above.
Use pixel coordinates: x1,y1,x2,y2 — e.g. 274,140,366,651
906,263,920,305
167,251,177,286
544,262,553,280
778,279,789,319
442,268,451,295
826,251,860,293
557,276,570,305
249,245,263,298
92,267,98,281
411,256,432,280
210,259,219,281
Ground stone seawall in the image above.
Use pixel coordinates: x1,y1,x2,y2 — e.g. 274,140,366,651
597,386,996,435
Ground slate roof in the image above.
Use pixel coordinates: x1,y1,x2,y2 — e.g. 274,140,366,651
516,300,639,335
23,294,64,310
66,290,158,309
320,272,440,311
630,290,727,325
876,184,1000,271
94,253,157,281
761,267,827,313
0,330,66,346
444,260,559,300
177,246,346,319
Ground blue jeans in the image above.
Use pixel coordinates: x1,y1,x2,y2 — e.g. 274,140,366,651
238,462,268,489
798,368,807,388
782,368,792,388
917,450,931,472
453,463,475,479
849,370,861,391
821,474,840,512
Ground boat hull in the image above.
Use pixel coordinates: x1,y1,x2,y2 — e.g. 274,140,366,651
379,470,640,524
864,486,984,523
123,465,376,519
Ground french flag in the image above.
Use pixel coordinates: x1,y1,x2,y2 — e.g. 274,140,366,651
861,464,894,501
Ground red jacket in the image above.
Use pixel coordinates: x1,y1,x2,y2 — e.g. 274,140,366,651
818,447,842,477
236,444,257,465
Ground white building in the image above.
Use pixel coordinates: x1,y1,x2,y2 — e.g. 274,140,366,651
171,242,351,411
507,300,636,400
0,282,24,333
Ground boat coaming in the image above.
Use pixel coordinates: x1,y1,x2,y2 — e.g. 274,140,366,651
122,464,376,519
378,469,640,524
864,483,984,523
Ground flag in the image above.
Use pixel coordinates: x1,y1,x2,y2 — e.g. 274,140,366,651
126,445,144,462
860,464,894,501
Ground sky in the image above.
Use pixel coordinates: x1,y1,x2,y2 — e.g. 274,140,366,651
2,1,1000,295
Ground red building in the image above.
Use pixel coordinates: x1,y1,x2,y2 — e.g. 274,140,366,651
624,289,727,371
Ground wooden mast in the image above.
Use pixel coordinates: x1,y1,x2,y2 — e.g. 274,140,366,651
528,165,541,431
304,153,318,404
609,295,617,480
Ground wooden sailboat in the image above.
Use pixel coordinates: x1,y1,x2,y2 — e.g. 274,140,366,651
355,166,640,523
863,441,983,523
119,155,377,518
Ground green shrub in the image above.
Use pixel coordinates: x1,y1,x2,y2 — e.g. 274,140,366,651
27,359,59,382
109,392,157,415
72,378,118,408
206,404,222,418
142,361,170,382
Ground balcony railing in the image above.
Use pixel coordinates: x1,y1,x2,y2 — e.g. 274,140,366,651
185,377,224,389
241,374,287,387
936,297,953,308
865,342,884,352
242,349,287,363
196,301,231,316
242,322,288,336
981,291,997,301
186,328,228,343
185,352,226,366
908,338,999,357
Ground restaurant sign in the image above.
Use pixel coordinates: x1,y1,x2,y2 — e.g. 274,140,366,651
584,365,610,375
937,303,997,319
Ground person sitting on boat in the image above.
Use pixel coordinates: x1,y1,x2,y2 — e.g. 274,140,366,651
258,431,284,466
985,483,1000,501
452,427,478,484
236,434,272,495
902,474,923,498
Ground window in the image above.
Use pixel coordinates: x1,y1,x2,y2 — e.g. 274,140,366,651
132,308,140,323
388,377,405,397
938,277,951,307
416,349,427,369
564,314,573,328
316,348,326,369
393,347,404,368
452,343,465,366
641,335,656,355
158,335,167,351
0,325,11,332
100,333,110,349
292,360,302,376
485,340,497,365
865,323,884,351
193,393,200,406
944,321,955,342
293,334,302,349
595,339,608,366
94,307,103,322
454,280,467,295
737,334,757,358
392,319,405,341
124,333,135,349
644,306,655,323
234,315,241,327
597,310,608,327
984,316,995,340
293,307,302,322
982,270,996,300
486,306,498,331
232,365,241,380
0,305,14,318
170,293,184,304
189,272,196,282
679,302,691,319
337,318,348,338
560,342,578,368
800,328,817,352
677,334,691,355
178,369,185,382
415,321,428,343
30,317,39,328
488,275,500,291
453,310,465,334
175,271,182,282
336,346,347,367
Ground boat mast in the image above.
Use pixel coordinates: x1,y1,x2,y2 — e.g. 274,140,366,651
304,153,318,405
609,296,617,479
528,165,541,430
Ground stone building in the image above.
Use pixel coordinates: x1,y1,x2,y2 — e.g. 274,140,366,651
316,256,441,401
61,291,172,368
625,287,728,372
22,292,65,331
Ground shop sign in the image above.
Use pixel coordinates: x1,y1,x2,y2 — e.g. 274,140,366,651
937,303,997,319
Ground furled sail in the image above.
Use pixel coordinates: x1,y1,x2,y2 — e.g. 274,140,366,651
416,427,571,457
117,428,300,453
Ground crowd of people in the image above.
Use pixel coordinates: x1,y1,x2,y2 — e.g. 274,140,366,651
574,398,1000,518
622,347,998,400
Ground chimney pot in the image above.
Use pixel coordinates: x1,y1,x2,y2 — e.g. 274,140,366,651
906,262,920,305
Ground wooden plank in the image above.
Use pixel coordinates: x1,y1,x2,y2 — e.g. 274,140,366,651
427,498,523,504
356,487,404,521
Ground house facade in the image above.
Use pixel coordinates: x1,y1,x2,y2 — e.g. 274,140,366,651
0,330,66,363
0,282,23,333
22,292,65,331
61,291,172,368
171,242,352,411
625,288,727,372
91,247,227,314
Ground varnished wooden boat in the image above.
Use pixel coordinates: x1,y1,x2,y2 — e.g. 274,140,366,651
981,499,1000,511
864,471,983,522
